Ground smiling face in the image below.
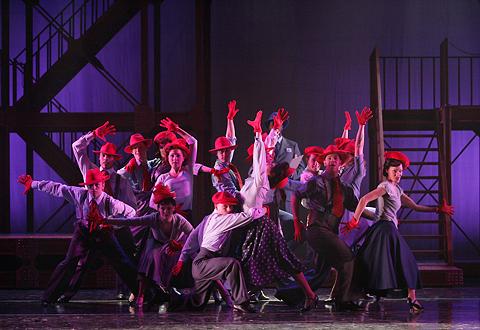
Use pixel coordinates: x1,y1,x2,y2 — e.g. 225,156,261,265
168,148,185,171
99,152,115,169
386,164,403,184
131,143,148,164
216,148,232,163
323,153,342,175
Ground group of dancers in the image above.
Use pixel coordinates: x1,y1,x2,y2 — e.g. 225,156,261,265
17,100,454,313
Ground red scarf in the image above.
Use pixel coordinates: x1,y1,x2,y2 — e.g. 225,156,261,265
125,158,152,192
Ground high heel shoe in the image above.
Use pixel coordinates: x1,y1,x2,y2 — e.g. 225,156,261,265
407,297,424,312
300,295,319,312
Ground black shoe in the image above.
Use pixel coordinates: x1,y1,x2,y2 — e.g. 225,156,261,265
233,302,256,313
300,295,319,312
334,301,363,311
324,297,335,305
56,295,70,304
257,290,270,301
407,298,424,313
248,292,259,304
116,293,126,300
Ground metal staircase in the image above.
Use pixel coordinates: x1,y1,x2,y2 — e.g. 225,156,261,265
369,39,480,285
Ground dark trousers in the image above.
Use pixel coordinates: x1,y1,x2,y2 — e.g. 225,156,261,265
42,224,138,303
190,248,249,308
306,223,354,302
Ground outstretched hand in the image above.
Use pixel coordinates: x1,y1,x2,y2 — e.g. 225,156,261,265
160,117,179,132
247,111,263,133
341,216,360,235
356,107,373,126
437,198,454,216
273,108,289,130
94,121,116,142
227,100,239,120
343,112,352,131
17,174,33,195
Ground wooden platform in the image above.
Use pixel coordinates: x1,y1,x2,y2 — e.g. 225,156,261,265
0,235,464,289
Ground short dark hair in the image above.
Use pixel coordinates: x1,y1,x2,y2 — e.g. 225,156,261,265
158,197,176,207
383,158,403,177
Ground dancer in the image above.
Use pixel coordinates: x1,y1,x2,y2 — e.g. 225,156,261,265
153,117,197,221
17,168,138,305
68,121,137,301
170,191,266,313
104,184,193,307
118,133,154,216
292,142,364,311
342,151,454,312
239,111,318,312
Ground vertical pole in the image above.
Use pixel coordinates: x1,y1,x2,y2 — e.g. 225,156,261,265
153,0,161,112
369,48,385,190
140,0,148,105
439,39,453,264
0,0,11,233
192,0,212,224
25,0,34,233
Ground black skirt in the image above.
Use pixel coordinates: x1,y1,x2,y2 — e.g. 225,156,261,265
355,220,422,293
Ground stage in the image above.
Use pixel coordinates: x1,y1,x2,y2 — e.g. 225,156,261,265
0,287,479,329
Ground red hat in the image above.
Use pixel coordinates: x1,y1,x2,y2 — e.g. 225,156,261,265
154,131,177,147
384,151,410,169
79,168,110,186
93,142,122,160
209,136,238,153
322,144,350,163
152,183,176,204
124,133,152,154
334,137,355,155
304,146,324,157
164,138,190,159
212,191,238,205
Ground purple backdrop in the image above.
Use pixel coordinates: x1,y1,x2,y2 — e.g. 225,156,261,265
6,0,480,261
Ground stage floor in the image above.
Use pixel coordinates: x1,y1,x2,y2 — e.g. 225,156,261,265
0,287,479,329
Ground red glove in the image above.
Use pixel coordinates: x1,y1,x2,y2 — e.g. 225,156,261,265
343,112,352,131
355,107,373,126
247,111,263,133
172,260,184,276
169,239,183,252
17,174,33,195
227,100,239,120
437,198,454,216
210,168,230,177
94,121,116,142
273,108,289,130
293,218,304,242
160,117,179,132
341,216,360,235
124,158,137,173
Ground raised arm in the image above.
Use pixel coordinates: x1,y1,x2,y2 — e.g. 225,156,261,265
160,117,198,170
354,107,373,157
72,132,97,178
342,111,351,139
226,99,239,140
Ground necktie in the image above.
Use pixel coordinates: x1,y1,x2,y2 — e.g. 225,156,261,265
87,199,102,233
102,170,113,196
141,163,152,192
331,176,344,218
228,162,243,189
